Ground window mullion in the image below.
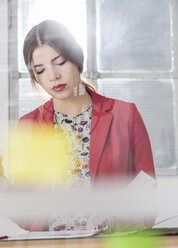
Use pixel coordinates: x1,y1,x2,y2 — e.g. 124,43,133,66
85,0,98,88
97,72,176,80
8,0,19,121
171,0,178,174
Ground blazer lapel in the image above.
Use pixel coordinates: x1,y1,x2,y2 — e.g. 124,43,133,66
36,91,114,183
88,91,114,182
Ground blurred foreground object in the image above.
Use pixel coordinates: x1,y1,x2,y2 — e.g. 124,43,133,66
0,155,9,188
102,233,158,248
0,155,6,180
0,171,157,227
0,155,4,176
8,125,73,188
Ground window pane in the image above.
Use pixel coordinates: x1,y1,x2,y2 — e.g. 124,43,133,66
19,78,50,118
98,79,176,169
96,0,172,72
18,0,87,72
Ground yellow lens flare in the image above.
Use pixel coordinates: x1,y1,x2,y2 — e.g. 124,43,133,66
8,125,73,187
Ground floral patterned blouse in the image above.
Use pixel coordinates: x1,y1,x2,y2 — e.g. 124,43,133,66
49,104,95,231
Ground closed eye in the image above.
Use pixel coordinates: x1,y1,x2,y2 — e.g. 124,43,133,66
53,54,67,66
55,60,67,66
36,69,45,75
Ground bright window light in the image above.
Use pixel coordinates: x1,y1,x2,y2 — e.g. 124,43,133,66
18,0,87,72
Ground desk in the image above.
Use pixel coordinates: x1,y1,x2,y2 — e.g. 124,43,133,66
0,236,178,248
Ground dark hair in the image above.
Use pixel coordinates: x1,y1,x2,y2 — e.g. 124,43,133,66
23,20,84,84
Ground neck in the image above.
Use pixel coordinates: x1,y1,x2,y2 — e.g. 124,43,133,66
53,92,92,115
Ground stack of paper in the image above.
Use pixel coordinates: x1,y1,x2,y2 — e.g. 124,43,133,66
0,216,29,239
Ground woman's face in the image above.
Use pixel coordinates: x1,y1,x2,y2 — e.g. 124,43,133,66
32,44,81,101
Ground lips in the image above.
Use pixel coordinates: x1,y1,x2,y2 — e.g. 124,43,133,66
52,84,66,92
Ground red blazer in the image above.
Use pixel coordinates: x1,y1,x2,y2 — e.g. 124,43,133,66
18,88,155,183
18,88,156,231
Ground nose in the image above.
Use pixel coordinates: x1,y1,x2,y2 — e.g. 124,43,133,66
48,66,61,82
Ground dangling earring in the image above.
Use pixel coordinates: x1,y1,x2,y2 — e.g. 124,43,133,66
73,83,86,96
79,83,85,95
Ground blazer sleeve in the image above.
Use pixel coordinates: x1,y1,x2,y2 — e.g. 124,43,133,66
16,114,36,131
129,104,157,226
129,103,156,179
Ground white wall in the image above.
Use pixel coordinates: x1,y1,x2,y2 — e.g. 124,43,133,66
0,0,8,171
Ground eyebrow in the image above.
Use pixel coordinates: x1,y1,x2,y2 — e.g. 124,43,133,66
33,64,43,68
51,55,62,62
33,55,62,68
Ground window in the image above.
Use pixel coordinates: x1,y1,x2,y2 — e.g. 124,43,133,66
95,0,178,174
9,0,178,174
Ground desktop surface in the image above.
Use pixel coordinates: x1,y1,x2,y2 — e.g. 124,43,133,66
1,230,178,248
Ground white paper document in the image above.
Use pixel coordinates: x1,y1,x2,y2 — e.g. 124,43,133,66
126,170,156,191
0,216,29,238
6,229,101,240
0,216,100,240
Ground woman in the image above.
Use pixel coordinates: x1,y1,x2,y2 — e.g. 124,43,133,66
18,20,155,231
